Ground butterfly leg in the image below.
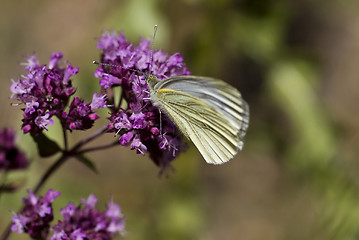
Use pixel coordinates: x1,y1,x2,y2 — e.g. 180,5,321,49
159,108,162,134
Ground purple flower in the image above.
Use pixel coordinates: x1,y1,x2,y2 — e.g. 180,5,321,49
11,213,30,234
114,111,132,132
119,131,134,146
10,53,78,135
34,113,54,131
95,31,190,169
131,134,147,154
0,128,28,171
20,54,40,71
94,68,122,89
11,189,60,239
60,203,76,222
90,92,111,110
48,52,63,69
61,97,99,131
63,64,79,85
51,194,125,240
25,100,39,114
81,193,98,209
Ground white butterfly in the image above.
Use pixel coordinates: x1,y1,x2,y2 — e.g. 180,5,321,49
146,74,249,164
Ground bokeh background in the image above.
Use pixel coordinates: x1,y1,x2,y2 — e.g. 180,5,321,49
1,0,359,239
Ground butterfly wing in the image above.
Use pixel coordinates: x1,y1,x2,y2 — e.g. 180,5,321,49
153,75,249,140
152,87,246,164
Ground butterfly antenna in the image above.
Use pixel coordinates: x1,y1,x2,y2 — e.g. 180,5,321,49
148,25,164,134
93,61,143,75
149,25,158,73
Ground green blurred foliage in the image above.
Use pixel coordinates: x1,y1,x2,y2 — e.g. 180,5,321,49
1,0,359,239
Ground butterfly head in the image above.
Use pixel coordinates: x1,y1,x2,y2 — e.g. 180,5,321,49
145,73,160,90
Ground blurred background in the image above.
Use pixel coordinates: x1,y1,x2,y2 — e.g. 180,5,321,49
1,0,359,239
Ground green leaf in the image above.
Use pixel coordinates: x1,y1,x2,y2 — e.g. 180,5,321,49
75,155,98,173
31,132,61,157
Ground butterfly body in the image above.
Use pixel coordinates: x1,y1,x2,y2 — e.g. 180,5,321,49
146,74,249,164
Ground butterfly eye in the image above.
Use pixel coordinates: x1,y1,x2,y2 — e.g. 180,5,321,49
146,74,158,87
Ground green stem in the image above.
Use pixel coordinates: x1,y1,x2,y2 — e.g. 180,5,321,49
63,128,68,151
0,172,8,202
71,125,109,152
77,140,119,155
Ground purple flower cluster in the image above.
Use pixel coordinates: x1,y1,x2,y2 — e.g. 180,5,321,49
0,128,28,171
11,189,60,239
61,97,99,131
11,190,125,240
51,194,125,240
95,31,190,168
10,53,107,135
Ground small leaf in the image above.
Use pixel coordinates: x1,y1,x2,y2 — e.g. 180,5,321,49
75,155,98,173
31,132,61,157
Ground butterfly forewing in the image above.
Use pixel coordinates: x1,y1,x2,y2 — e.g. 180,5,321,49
153,76,249,141
153,88,242,164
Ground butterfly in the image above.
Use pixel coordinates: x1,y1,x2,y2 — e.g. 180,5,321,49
94,25,249,164
146,73,249,164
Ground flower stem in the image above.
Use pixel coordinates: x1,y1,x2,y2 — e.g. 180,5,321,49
0,217,13,240
63,127,68,151
33,155,69,194
0,172,8,201
77,140,119,155
71,124,108,152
